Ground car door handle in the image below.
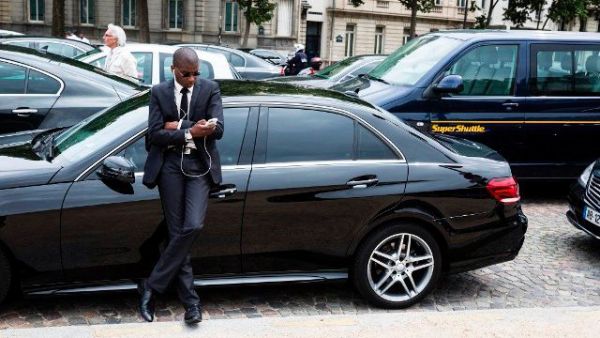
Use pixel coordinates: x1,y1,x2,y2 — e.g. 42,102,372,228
502,102,519,109
209,185,237,199
347,177,379,189
12,108,38,117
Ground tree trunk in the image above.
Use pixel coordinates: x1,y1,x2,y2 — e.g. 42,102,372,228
51,0,65,38
242,15,251,48
486,0,498,27
579,15,587,32
410,0,418,38
137,0,150,43
542,16,550,30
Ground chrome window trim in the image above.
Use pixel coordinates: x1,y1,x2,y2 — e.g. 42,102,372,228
4,39,87,52
252,159,405,170
132,164,251,176
0,58,64,96
261,102,406,161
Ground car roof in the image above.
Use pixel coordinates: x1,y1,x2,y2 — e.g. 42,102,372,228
0,44,143,88
0,35,98,49
431,29,600,42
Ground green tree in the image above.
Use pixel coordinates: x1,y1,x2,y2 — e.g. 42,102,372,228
485,0,501,27
239,0,276,48
349,0,433,39
544,0,588,30
51,0,65,37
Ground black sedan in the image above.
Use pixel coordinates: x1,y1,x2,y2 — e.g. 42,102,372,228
0,81,527,309
567,159,600,239
0,45,142,136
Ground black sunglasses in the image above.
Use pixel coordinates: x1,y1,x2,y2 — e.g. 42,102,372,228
177,69,200,78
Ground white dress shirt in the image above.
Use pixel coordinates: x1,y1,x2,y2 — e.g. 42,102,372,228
104,46,138,79
174,80,196,150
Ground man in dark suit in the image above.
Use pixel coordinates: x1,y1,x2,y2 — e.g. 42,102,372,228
140,47,224,325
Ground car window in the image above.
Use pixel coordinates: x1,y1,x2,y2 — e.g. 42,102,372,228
39,42,82,58
230,53,245,67
446,44,518,96
266,108,354,163
90,56,106,68
0,61,26,94
530,44,600,96
160,53,214,82
351,61,381,77
217,107,249,165
117,137,147,171
4,41,31,48
115,107,248,170
27,69,60,94
357,124,397,160
132,52,153,84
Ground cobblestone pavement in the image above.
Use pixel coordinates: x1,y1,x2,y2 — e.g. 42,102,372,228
1,199,599,329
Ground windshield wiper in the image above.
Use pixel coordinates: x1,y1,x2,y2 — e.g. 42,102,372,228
361,73,389,84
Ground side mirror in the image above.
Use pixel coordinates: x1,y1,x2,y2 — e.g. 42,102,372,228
433,75,464,94
97,156,135,184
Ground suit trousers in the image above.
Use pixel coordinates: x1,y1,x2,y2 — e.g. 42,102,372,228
146,151,210,307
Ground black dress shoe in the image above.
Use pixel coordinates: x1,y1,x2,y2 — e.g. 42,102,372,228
184,304,202,324
138,281,155,322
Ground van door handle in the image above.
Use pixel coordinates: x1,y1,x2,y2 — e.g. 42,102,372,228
12,108,38,117
347,177,379,189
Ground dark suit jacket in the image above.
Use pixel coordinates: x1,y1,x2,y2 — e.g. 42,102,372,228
143,78,224,189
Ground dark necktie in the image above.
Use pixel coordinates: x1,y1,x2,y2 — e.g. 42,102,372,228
180,87,189,119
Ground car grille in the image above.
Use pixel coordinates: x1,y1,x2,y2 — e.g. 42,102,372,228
585,172,600,211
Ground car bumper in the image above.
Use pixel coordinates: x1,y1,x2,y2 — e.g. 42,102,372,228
447,209,528,274
566,183,600,239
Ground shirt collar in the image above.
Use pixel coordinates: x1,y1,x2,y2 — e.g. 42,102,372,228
174,79,193,94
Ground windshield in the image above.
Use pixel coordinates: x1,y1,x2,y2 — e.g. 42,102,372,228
52,91,149,164
316,55,363,79
369,35,464,86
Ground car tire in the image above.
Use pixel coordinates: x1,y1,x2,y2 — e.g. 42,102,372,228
353,223,442,309
0,248,11,305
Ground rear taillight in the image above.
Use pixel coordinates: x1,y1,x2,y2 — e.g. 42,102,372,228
486,177,520,204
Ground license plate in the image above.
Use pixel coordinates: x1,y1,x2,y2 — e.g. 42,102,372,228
583,206,600,227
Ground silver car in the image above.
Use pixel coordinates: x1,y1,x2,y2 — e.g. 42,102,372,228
77,43,240,85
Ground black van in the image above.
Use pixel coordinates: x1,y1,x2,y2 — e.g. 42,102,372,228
333,30,600,180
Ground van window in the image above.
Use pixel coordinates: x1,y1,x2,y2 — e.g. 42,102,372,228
530,44,600,96
446,45,518,96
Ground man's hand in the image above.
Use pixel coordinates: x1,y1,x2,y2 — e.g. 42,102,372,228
189,119,216,138
164,121,179,130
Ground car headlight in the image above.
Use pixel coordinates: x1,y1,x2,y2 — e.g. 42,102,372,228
578,162,595,186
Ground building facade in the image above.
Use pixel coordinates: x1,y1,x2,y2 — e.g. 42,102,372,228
0,0,303,49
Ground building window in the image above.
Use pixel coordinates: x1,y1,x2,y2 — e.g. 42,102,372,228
224,1,239,32
122,0,136,27
374,26,384,54
29,0,45,22
376,1,389,8
345,24,355,57
435,0,443,5
456,0,466,7
80,0,95,24
277,0,293,36
169,0,183,29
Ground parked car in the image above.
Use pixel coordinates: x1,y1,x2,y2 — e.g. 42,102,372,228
567,159,600,239
0,80,527,309
0,30,24,37
0,45,142,135
249,49,288,65
333,30,600,181
268,54,386,89
76,43,241,84
0,36,100,58
176,44,282,79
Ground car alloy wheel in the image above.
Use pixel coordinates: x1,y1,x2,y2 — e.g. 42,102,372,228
354,223,441,308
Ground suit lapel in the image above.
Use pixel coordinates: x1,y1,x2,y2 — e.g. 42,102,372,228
189,80,202,120
166,80,178,119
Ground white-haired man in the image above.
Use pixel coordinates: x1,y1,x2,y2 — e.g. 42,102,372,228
103,24,138,79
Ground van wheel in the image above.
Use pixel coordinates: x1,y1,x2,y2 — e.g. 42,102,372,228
0,248,11,305
353,223,442,308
